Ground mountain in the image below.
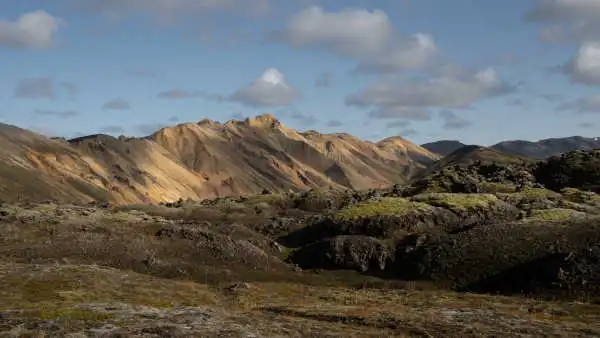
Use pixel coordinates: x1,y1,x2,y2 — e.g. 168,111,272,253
0,115,439,204
416,145,536,179
421,140,467,156
422,136,600,160
491,136,600,159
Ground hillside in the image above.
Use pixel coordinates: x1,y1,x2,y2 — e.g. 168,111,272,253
0,123,113,202
422,136,600,159
0,115,439,204
421,140,467,156
491,136,600,159
416,145,536,179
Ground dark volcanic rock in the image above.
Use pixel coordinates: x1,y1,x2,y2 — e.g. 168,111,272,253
534,149,600,193
290,235,395,273
281,208,460,248
391,217,600,297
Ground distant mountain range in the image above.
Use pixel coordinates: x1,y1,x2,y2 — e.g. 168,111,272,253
0,114,439,204
415,145,536,179
2,112,599,205
422,136,600,159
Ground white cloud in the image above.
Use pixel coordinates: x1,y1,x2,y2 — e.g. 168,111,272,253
0,10,64,49
156,68,299,108
274,6,392,56
271,6,438,73
527,2,600,85
557,93,600,113
562,41,600,85
354,33,438,73
526,0,600,22
526,0,600,43
347,68,515,116
230,68,299,108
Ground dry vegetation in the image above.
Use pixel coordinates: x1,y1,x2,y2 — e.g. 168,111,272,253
0,186,599,337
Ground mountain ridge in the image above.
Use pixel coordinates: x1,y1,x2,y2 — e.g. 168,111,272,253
422,136,600,159
0,115,440,204
491,136,600,159
415,145,536,179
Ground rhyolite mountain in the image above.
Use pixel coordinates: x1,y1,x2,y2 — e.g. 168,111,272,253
0,114,439,204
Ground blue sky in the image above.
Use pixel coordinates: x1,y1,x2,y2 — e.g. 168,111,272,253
0,0,599,146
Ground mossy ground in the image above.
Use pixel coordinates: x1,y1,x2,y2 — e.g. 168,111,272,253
332,197,430,221
242,193,285,206
2,263,599,337
0,264,219,312
22,307,115,322
561,188,600,206
515,187,561,199
410,193,499,212
478,182,517,193
525,208,586,223
1,187,599,336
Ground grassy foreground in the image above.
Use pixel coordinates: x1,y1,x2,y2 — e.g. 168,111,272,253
0,187,599,337
1,262,599,337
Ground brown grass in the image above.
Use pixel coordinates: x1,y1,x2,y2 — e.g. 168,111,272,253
1,201,599,336
1,263,599,337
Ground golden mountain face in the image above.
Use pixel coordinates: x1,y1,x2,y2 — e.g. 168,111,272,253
0,116,439,204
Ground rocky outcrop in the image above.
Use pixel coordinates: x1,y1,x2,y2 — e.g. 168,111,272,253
290,235,395,272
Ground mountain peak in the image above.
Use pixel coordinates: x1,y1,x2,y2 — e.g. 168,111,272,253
197,118,222,129
302,130,321,136
245,114,282,129
421,140,467,157
378,136,408,143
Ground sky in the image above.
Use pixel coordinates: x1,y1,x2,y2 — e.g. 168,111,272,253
0,0,599,146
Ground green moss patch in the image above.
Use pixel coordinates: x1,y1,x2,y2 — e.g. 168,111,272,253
410,193,499,212
516,188,561,199
478,182,517,194
0,264,219,312
23,307,115,322
526,208,586,223
332,197,430,221
243,194,285,206
561,188,600,206
498,187,560,200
